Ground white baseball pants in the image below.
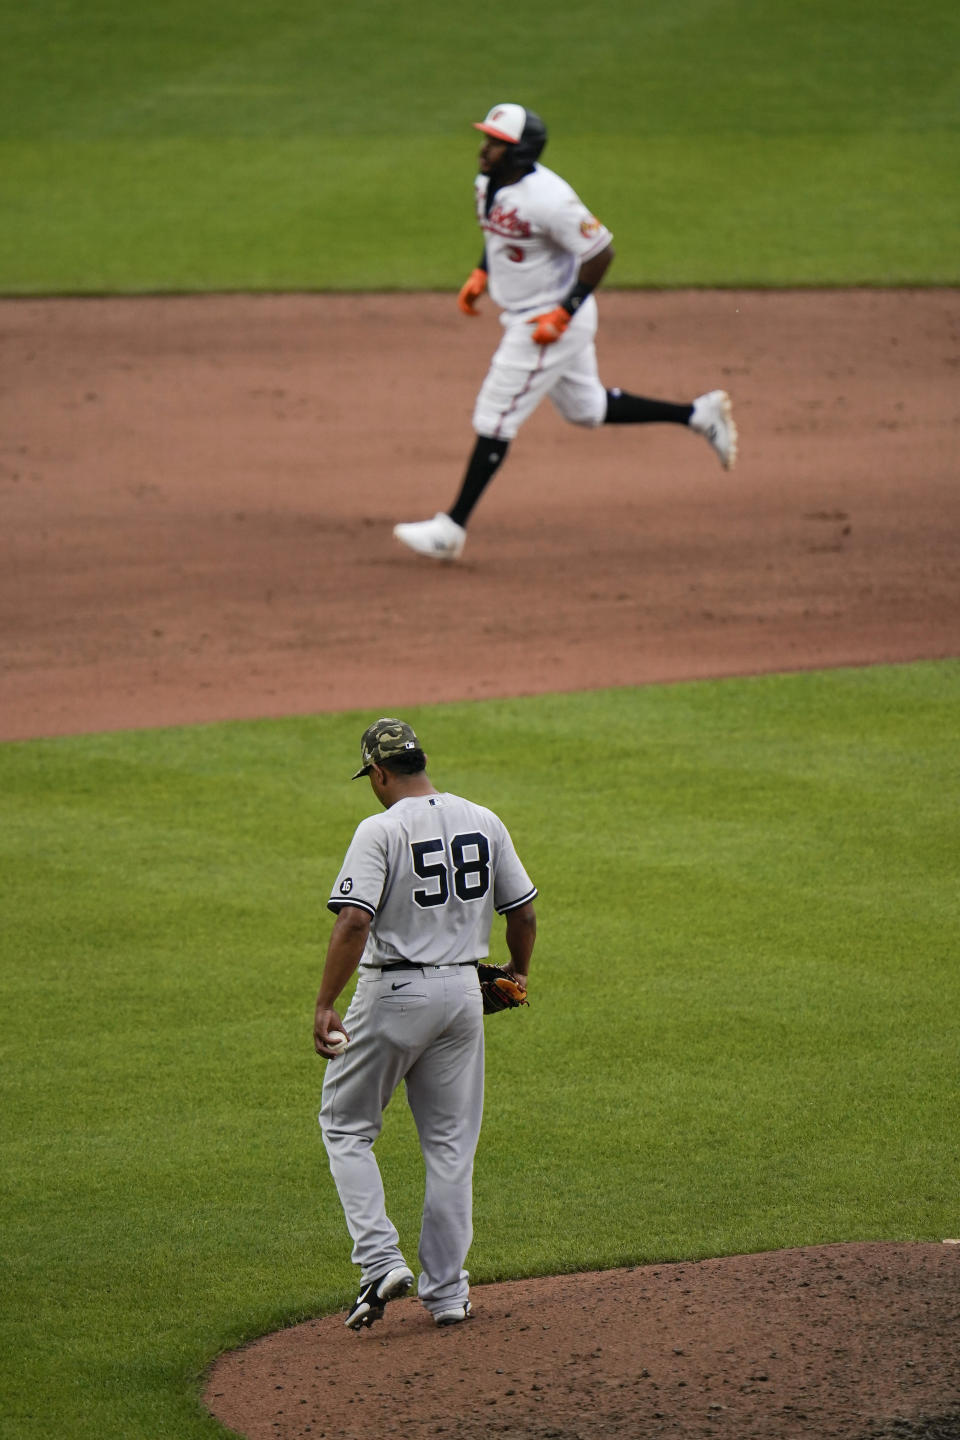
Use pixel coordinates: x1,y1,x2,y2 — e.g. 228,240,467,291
472,294,607,441
319,963,484,1316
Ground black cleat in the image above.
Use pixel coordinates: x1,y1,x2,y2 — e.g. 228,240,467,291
345,1265,415,1330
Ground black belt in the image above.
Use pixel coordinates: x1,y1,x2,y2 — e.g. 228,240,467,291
375,960,478,972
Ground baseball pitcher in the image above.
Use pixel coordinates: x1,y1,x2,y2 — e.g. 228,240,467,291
315,718,537,1329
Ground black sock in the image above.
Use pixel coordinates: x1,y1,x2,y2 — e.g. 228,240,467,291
604,389,694,425
448,436,510,528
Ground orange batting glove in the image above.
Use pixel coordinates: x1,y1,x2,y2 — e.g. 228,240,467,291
528,307,571,345
458,268,488,315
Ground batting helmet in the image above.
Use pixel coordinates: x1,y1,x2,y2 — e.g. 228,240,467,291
473,103,548,165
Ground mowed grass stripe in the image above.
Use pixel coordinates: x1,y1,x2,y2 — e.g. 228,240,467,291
2,0,958,290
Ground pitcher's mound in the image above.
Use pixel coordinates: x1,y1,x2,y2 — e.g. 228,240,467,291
204,1242,960,1440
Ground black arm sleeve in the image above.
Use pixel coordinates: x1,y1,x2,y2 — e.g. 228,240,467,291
559,278,595,317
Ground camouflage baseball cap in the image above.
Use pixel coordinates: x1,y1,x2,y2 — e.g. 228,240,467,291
351,717,422,779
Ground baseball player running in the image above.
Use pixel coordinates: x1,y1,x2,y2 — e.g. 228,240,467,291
394,102,738,561
314,718,537,1329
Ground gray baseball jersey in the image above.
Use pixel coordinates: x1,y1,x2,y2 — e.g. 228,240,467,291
328,792,536,967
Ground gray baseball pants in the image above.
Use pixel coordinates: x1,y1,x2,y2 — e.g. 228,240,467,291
319,963,484,1316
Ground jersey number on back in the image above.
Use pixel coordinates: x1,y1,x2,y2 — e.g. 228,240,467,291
411,832,491,908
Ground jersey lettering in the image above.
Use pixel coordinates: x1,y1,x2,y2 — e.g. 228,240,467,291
411,832,491,909
411,838,449,908
485,203,532,239
451,832,491,900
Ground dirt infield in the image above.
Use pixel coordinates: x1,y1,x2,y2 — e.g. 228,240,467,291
2,290,959,1437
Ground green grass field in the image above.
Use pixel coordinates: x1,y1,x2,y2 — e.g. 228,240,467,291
3,2,958,1434
2,664,959,1438
2,0,958,291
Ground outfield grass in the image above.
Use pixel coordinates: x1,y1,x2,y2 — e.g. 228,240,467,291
2,663,958,1438
2,0,958,291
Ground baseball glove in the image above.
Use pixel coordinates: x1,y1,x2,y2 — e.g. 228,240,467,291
477,963,529,1014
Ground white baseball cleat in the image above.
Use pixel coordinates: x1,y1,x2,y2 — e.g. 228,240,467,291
690,390,738,470
393,512,467,561
434,1300,472,1326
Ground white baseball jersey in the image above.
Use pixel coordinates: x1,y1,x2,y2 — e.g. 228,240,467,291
476,163,613,315
329,792,537,968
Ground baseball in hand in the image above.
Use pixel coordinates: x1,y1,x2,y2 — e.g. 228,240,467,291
325,1030,349,1053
